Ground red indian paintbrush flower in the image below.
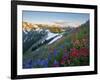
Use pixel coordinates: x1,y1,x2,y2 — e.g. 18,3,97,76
79,48,89,57
70,48,80,58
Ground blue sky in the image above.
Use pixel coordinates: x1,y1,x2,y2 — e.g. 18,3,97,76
22,11,89,27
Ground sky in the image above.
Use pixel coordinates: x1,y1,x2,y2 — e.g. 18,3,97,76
22,11,89,27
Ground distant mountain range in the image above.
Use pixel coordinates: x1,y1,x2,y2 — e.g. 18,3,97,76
22,21,81,33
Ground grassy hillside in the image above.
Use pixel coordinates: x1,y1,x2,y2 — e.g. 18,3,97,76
23,20,90,68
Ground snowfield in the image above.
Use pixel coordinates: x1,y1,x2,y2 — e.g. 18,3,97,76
45,30,63,45
48,35,62,45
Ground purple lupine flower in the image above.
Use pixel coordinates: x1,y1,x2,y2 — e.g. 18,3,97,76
37,59,41,65
23,59,33,68
32,60,38,67
60,53,68,65
41,59,48,67
53,60,59,67
48,53,52,61
37,59,48,67
62,53,68,61
53,49,58,57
